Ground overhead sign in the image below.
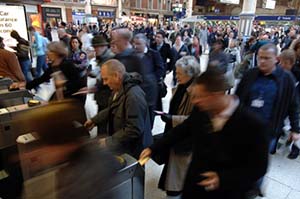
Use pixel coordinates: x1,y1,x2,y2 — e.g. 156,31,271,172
219,0,240,5
254,15,296,21
0,5,28,51
204,16,240,20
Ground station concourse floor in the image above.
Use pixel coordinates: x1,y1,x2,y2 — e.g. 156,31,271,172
35,53,300,199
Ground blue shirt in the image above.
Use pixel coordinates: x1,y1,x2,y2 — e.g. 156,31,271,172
248,72,278,123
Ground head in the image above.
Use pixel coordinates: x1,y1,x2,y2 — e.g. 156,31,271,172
133,33,147,53
257,43,278,75
189,67,229,113
155,31,165,45
110,27,132,54
28,26,36,34
70,36,82,51
47,42,68,63
175,56,200,85
192,35,200,45
279,49,296,71
101,59,126,92
229,39,238,48
92,35,109,56
10,30,21,40
0,37,4,49
175,34,182,45
293,40,300,58
57,28,67,39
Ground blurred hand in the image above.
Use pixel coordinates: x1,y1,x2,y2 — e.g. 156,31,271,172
161,113,172,123
139,148,152,165
9,82,26,90
289,132,300,141
98,138,106,147
197,171,220,191
84,119,95,131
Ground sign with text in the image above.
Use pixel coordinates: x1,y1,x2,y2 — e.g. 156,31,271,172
0,5,28,51
219,0,239,5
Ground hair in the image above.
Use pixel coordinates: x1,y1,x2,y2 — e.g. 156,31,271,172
192,65,230,92
156,31,165,38
259,43,278,56
133,33,147,43
111,27,132,41
280,49,296,65
0,36,3,43
70,36,83,49
10,30,20,40
102,59,126,76
47,41,68,57
175,56,201,77
293,39,300,52
28,26,35,32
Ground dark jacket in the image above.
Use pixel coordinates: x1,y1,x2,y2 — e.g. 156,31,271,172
91,73,153,158
172,44,190,62
235,66,300,137
140,48,164,107
26,59,85,101
150,42,175,73
150,106,269,199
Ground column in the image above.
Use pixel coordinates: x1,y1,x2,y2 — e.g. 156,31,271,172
185,0,193,18
115,0,123,24
84,0,92,15
238,0,257,39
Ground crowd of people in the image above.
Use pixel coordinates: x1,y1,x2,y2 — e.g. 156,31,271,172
1,19,300,199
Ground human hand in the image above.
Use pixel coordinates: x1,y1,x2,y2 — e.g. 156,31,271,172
161,113,172,123
197,171,220,191
289,132,300,141
139,148,152,166
84,119,95,131
98,138,106,147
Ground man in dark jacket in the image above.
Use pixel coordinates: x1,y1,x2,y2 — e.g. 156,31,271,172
139,67,269,199
236,43,300,154
84,59,153,158
150,30,175,74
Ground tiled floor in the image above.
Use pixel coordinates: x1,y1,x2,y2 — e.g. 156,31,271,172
36,53,300,199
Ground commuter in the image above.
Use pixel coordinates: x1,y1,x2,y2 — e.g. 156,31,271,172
155,56,200,199
140,67,269,199
188,35,202,62
84,59,153,158
0,36,25,83
198,24,208,53
10,30,33,82
208,39,229,73
29,26,48,78
133,33,164,127
69,36,89,77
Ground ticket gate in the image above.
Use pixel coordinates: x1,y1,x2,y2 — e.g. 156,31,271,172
0,78,13,90
0,89,33,108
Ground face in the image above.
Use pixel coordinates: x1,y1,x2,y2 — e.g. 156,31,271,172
94,45,107,56
155,34,164,45
71,39,80,50
133,38,146,53
176,67,192,85
280,58,293,71
175,36,182,45
257,49,277,75
47,51,59,63
189,84,218,112
101,65,121,92
110,32,126,54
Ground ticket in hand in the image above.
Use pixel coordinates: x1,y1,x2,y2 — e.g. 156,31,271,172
138,156,150,166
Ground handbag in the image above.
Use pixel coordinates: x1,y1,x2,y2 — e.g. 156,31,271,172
151,133,169,165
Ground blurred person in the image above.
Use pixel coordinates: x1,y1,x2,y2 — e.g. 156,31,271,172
172,34,190,85
29,26,48,78
10,30,33,82
154,56,200,199
139,67,269,199
182,30,192,46
57,28,71,49
133,33,164,127
45,23,52,42
188,35,202,62
11,42,86,102
80,25,93,52
236,44,300,196
208,39,229,73
21,100,123,199
198,24,208,54
0,36,25,82
279,49,300,159
281,29,296,51
69,36,89,77
84,59,153,158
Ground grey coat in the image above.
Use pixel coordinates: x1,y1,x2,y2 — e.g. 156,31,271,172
91,73,153,158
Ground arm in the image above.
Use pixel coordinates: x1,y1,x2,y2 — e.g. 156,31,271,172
26,68,51,89
152,50,165,80
287,77,300,133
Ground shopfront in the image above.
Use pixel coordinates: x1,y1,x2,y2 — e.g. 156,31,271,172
42,7,63,27
72,9,85,25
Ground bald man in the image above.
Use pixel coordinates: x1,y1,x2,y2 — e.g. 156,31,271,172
84,59,153,158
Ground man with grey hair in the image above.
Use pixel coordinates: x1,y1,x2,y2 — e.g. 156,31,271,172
133,33,164,126
84,59,153,158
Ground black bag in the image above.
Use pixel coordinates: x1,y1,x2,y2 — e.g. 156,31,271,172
151,133,169,165
158,81,167,98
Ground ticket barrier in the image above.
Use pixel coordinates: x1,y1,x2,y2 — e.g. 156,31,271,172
0,89,33,108
0,78,13,90
0,100,145,199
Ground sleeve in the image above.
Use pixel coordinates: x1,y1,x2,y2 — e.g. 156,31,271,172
287,76,300,133
91,108,109,127
152,50,165,80
8,52,25,82
218,117,269,190
26,68,51,89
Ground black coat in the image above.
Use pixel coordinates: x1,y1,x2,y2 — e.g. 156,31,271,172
150,42,175,72
150,106,269,199
235,66,300,137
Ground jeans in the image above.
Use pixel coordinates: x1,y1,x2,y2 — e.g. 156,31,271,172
35,55,47,78
20,59,33,82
